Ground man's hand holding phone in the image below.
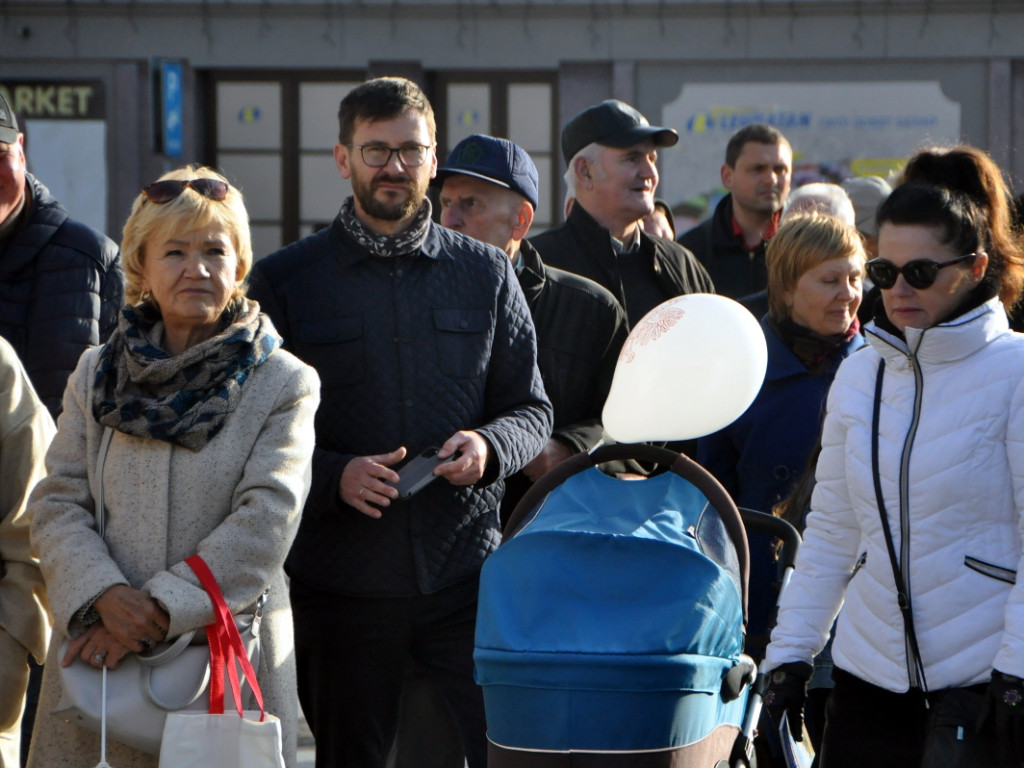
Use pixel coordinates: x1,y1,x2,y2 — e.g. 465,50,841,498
434,430,489,486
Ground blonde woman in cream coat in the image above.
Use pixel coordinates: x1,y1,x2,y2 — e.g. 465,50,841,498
26,166,319,768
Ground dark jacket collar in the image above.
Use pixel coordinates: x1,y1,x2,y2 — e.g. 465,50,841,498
762,314,865,383
515,239,546,304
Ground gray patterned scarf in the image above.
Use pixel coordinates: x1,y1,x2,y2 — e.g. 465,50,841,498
92,298,280,451
338,196,432,257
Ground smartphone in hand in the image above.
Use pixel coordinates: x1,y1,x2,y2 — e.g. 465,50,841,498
394,446,458,500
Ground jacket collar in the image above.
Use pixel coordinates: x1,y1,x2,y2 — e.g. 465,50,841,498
866,296,1008,367
515,239,546,304
762,315,865,383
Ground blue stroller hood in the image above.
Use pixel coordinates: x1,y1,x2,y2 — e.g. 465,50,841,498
475,445,751,757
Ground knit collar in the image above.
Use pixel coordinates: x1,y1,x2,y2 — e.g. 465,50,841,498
338,196,432,258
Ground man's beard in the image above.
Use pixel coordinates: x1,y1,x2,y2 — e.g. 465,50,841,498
353,172,423,222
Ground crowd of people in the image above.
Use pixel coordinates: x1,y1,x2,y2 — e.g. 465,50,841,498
3,73,1024,768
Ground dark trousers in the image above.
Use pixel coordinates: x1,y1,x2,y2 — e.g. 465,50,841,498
387,662,466,768
818,668,928,768
291,575,486,768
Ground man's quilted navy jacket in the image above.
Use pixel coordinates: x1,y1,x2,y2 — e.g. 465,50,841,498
249,216,553,596
0,175,123,416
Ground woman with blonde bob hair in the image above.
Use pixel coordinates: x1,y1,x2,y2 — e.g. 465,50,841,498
700,213,866,661
27,165,320,766
120,165,253,307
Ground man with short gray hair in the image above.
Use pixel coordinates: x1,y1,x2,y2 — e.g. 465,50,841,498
531,99,713,329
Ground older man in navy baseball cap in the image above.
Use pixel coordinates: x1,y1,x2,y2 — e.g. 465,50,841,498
436,132,627,506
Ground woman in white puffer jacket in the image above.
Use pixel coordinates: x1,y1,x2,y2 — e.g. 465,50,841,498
763,145,1024,768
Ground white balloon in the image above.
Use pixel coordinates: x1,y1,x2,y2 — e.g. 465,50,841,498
602,294,767,443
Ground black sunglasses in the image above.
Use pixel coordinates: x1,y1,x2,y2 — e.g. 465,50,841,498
141,178,230,204
865,253,980,290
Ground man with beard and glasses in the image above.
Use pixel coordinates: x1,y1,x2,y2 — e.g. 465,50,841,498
679,123,792,305
248,77,553,768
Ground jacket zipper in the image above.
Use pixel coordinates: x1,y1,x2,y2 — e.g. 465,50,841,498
899,346,925,688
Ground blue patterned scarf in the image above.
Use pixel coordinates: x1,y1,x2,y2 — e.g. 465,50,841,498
92,298,279,451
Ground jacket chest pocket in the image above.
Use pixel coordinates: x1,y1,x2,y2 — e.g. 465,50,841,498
297,316,365,387
433,308,493,379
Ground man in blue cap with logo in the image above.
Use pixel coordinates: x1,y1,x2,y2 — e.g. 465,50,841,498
436,133,627,517
530,99,713,330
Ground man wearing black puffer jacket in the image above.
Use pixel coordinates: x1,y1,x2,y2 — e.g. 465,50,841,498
0,91,123,418
0,87,121,768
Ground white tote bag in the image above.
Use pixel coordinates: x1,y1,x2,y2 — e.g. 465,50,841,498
158,555,284,768
159,711,284,768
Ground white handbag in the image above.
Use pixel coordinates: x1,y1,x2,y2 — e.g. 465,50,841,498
53,427,264,755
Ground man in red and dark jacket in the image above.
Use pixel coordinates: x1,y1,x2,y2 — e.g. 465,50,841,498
678,123,792,311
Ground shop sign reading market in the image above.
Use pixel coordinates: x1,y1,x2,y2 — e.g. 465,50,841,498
0,80,105,120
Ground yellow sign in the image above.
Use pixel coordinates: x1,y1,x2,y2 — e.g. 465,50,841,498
0,81,105,120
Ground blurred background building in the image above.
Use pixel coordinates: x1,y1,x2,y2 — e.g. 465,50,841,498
3,0,1023,257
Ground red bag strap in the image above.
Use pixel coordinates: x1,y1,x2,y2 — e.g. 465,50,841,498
186,554,266,720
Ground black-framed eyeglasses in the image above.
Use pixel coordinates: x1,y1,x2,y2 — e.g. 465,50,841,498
141,178,230,204
350,143,431,168
865,253,980,290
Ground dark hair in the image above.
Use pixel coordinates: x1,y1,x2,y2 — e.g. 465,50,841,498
724,123,789,168
337,77,436,146
883,145,1024,309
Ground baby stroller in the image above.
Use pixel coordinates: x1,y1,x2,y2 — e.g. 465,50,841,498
474,443,800,768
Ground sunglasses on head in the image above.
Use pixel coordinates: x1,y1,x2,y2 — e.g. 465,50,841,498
865,253,980,290
141,178,229,204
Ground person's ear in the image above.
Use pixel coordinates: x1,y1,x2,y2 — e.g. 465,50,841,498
511,200,534,241
334,143,352,180
720,162,734,191
573,156,591,186
972,252,989,283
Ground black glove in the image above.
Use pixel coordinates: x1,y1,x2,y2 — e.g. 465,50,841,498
981,670,1024,766
764,661,813,742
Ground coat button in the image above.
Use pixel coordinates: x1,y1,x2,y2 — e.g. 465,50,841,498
459,319,468,329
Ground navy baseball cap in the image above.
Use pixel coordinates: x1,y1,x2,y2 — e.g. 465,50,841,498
561,99,678,164
0,90,19,144
434,134,540,210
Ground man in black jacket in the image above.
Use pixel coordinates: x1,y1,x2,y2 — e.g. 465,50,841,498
0,90,123,418
248,78,552,768
436,133,627,520
0,86,122,767
678,123,792,305
530,99,713,329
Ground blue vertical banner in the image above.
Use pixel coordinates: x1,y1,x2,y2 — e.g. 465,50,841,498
161,61,183,158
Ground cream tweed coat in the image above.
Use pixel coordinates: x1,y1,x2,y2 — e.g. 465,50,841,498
27,341,319,768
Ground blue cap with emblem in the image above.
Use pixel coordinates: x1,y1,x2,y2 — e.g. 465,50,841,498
434,134,540,211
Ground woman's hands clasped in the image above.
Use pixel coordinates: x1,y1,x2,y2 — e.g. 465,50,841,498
64,584,171,669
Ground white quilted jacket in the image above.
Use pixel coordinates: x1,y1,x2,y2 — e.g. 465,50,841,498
765,297,1024,692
